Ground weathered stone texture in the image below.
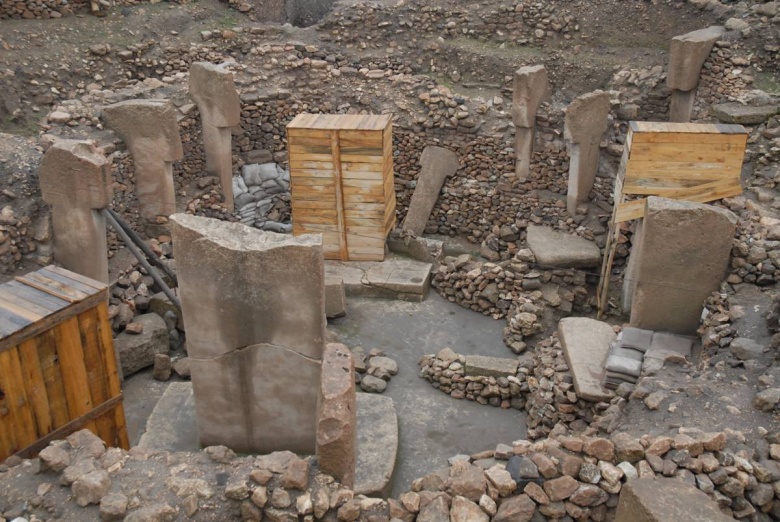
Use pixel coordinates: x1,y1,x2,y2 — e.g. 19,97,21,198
512,65,550,180
615,477,734,522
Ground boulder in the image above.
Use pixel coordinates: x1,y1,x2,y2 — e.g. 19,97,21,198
114,313,169,376
526,226,600,268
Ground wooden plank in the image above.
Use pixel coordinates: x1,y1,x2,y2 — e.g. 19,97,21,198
629,131,747,145
45,266,106,291
0,309,31,337
290,185,336,201
290,159,338,171
342,168,384,181
339,154,384,164
16,272,90,303
342,161,385,173
339,131,383,148
38,268,101,296
288,128,332,139
631,121,726,134
77,308,112,445
624,161,741,182
17,337,52,438
331,131,349,261
0,348,39,453
0,293,50,322
344,216,385,228
291,211,338,225
0,290,106,356
0,376,14,459
13,394,124,459
291,177,336,188
290,168,335,179
0,281,68,312
37,330,69,429
288,146,333,157
291,200,337,210
628,142,746,163
53,317,97,433
623,177,726,195
95,302,129,450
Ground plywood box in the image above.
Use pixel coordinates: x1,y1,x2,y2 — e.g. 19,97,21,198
0,266,128,461
287,113,396,261
614,121,747,222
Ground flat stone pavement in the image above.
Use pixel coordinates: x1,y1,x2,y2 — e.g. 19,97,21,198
330,293,527,497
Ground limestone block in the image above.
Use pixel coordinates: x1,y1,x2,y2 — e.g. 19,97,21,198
558,317,615,403
317,343,356,486
102,100,183,222
170,214,325,360
667,26,726,92
624,197,737,335
525,225,600,268
464,355,518,378
39,139,112,284
190,343,321,454
615,477,733,522
402,146,459,236
564,91,610,214
114,313,169,376
325,277,346,319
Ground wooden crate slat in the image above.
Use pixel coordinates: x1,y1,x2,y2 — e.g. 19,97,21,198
625,161,741,182
628,142,746,163
95,302,129,450
339,154,385,165
290,169,335,180
53,317,97,433
39,267,102,296
0,294,49,322
45,266,107,291
630,132,748,145
1,281,69,313
342,161,384,173
0,347,39,454
16,272,89,303
17,338,53,438
77,308,113,445
37,330,70,430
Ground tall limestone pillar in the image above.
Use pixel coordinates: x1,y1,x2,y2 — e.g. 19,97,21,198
170,214,325,454
512,65,551,180
39,139,112,283
189,62,241,212
667,26,725,122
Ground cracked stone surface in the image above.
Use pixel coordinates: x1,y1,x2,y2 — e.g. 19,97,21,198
325,254,432,301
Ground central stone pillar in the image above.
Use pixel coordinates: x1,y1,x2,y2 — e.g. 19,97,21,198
564,90,610,215
512,65,550,181
170,214,326,454
189,62,241,212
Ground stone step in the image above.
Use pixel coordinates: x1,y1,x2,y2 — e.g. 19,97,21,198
136,382,400,499
354,393,399,498
325,254,432,302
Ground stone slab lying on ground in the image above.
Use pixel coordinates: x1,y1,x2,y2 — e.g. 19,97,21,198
325,254,432,302
113,313,169,378
463,355,519,378
615,477,734,522
386,231,444,264
558,317,615,402
354,393,398,498
138,382,199,452
710,102,780,125
525,225,600,268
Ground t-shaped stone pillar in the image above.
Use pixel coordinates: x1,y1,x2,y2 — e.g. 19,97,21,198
189,62,241,212
39,140,112,284
102,99,183,228
564,90,610,215
512,65,551,181
402,146,459,236
667,26,725,123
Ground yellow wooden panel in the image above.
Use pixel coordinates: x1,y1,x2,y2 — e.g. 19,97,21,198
290,159,337,171
288,113,391,131
340,154,385,164
291,200,337,210
290,168,334,179
288,144,333,155
342,161,384,173
630,132,748,146
624,161,741,182
17,338,52,438
629,142,746,163
0,348,38,455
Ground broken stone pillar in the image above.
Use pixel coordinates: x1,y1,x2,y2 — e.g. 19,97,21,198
38,139,112,284
564,90,610,215
512,65,551,180
189,62,241,212
401,146,459,236
667,26,725,122
170,214,325,454
102,100,183,230
616,477,734,522
317,343,356,487
623,197,737,335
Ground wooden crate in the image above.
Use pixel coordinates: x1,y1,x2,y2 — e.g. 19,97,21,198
287,113,396,261
614,121,747,223
0,265,128,461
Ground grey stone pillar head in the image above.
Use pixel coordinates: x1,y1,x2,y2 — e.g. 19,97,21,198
564,90,610,145
39,139,112,209
512,65,551,128
667,26,725,92
102,99,184,161
188,62,241,127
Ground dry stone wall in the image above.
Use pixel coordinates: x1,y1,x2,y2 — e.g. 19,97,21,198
0,0,186,20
